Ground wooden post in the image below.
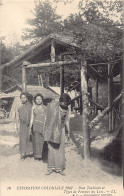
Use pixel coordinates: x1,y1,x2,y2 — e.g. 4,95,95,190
108,63,112,132
51,39,55,63
39,74,43,87
111,77,114,131
111,109,115,131
0,40,2,108
47,76,49,87
22,61,29,92
81,60,90,160
80,95,82,115
74,89,78,116
60,54,64,96
94,77,98,115
121,57,124,164
79,81,82,115
75,90,78,107
22,65,26,92
60,65,64,95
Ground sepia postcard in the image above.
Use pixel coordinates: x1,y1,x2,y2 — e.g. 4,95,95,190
0,0,123,196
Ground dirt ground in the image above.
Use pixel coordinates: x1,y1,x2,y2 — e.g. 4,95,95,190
0,121,123,196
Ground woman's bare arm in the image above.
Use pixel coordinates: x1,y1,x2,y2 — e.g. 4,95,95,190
15,107,20,133
65,110,71,139
29,106,34,134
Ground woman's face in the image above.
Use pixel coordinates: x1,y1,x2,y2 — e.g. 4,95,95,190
36,96,43,105
21,95,27,104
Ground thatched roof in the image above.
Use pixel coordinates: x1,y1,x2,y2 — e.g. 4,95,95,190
2,33,121,78
4,85,60,99
25,85,60,99
2,33,80,69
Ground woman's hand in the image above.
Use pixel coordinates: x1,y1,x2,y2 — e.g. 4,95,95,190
28,130,32,141
29,127,32,135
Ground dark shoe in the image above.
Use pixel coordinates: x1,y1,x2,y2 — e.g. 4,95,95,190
45,170,53,175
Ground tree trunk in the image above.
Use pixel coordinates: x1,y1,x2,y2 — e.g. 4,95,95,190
81,60,90,160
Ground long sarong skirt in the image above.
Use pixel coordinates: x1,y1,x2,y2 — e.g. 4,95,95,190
47,127,65,172
19,122,33,156
32,132,44,159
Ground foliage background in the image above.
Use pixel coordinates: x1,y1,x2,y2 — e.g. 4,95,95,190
1,0,122,90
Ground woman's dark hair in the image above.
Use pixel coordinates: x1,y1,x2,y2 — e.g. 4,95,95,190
59,93,71,105
20,92,28,99
20,92,33,103
33,93,44,104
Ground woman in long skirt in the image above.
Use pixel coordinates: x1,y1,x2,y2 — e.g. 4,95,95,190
16,92,32,159
30,93,46,161
44,93,71,175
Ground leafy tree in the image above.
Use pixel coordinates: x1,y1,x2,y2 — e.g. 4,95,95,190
0,41,19,90
1,42,14,65
78,0,123,27
54,0,122,26
62,0,122,63
22,0,63,41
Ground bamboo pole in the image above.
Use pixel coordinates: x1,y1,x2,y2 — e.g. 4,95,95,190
81,60,90,160
89,93,122,129
26,60,78,68
89,98,104,110
69,82,80,91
